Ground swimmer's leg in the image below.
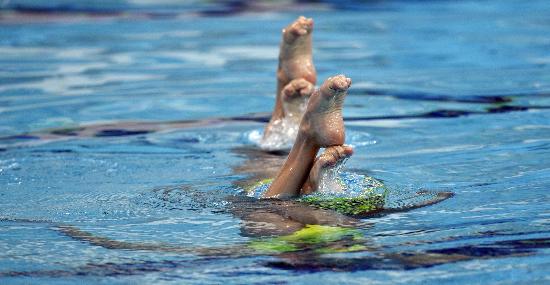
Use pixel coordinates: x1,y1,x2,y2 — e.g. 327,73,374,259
263,75,352,198
301,145,354,195
264,16,316,140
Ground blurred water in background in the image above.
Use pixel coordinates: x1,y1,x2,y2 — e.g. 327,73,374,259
0,0,549,284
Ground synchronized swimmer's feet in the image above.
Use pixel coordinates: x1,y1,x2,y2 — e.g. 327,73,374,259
301,74,351,147
278,16,316,118
301,145,354,195
299,75,353,195
282,16,314,42
262,75,352,198
260,16,354,199
262,16,316,146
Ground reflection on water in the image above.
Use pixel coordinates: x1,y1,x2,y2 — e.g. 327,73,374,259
1,0,550,284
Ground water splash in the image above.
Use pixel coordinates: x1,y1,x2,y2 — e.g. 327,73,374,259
316,157,349,195
248,125,376,152
245,179,271,199
0,159,21,173
307,158,387,200
248,117,300,151
245,157,387,201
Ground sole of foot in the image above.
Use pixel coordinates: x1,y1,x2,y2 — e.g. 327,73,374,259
301,74,352,147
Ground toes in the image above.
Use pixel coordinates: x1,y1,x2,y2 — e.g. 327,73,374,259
289,27,306,36
292,79,307,90
318,145,353,167
331,145,352,162
294,28,308,36
294,79,314,96
282,84,295,97
329,148,341,165
333,146,347,159
325,155,337,167
300,86,313,96
299,16,314,29
283,79,314,99
319,151,336,168
329,75,352,92
287,16,313,36
340,145,354,157
319,145,354,168
319,147,338,168
319,75,351,98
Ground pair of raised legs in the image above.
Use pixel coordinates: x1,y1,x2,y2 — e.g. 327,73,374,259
261,16,354,199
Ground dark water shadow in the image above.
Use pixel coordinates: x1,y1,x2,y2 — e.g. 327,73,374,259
0,233,547,277
265,237,548,272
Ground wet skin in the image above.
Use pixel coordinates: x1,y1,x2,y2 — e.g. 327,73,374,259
264,16,317,139
234,75,356,235
263,75,352,199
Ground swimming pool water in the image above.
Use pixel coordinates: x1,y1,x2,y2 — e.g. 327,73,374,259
1,0,549,284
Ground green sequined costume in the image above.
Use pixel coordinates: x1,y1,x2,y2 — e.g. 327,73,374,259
245,176,388,217
249,224,367,254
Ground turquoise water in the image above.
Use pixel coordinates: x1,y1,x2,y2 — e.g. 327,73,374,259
1,0,549,284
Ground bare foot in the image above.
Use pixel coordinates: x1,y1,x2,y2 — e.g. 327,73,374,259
301,74,352,147
301,145,354,195
277,16,316,114
263,16,316,144
280,16,314,53
281,78,315,122
263,75,352,198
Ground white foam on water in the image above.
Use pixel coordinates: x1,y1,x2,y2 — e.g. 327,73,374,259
317,157,348,195
0,73,163,97
56,62,109,74
125,30,202,40
249,96,307,151
162,45,277,68
109,53,134,65
346,130,377,147
305,159,387,199
0,47,103,59
214,46,278,60
250,117,298,151
161,51,227,67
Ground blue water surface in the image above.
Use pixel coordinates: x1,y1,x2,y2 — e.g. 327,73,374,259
0,0,549,284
